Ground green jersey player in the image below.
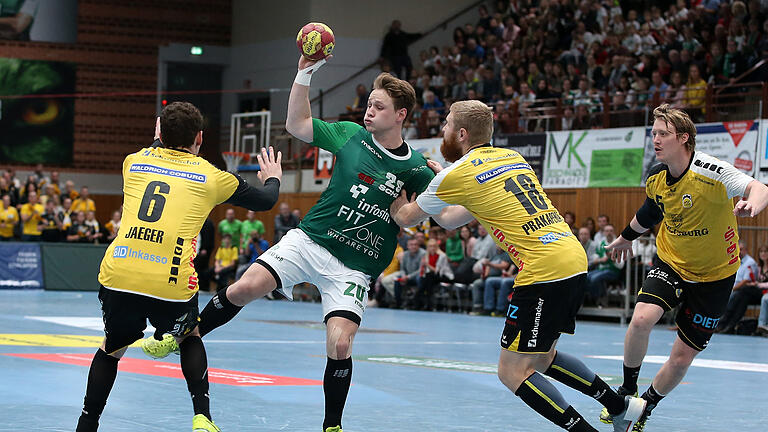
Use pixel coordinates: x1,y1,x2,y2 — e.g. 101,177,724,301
142,57,434,432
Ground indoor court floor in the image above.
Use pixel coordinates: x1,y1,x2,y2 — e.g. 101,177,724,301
1,290,766,431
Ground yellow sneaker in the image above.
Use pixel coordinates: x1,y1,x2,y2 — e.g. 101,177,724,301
193,414,221,432
324,427,342,432
141,333,180,359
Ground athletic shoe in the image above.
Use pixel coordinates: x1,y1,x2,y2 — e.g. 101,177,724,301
632,414,647,432
599,386,637,424
610,396,647,432
193,414,221,432
141,333,180,359
324,427,342,432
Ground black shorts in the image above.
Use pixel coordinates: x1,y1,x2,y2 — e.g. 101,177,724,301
500,273,586,354
98,286,199,354
638,258,735,351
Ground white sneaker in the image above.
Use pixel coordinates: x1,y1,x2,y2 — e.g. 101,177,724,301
611,396,647,432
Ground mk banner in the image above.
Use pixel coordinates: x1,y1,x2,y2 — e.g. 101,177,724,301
543,127,645,188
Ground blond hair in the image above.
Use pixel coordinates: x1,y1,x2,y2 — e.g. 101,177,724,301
373,73,417,120
653,103,696,151
449,100,493,145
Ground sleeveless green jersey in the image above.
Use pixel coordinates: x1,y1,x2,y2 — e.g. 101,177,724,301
299,119,434,277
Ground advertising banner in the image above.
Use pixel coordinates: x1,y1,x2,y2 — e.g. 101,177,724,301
0,242,43,289
643,120,759,182
543,127,645,188
493,132,546,181
756,120,768,183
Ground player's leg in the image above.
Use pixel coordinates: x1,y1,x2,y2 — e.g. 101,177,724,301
622,302,665,391
323,314,359,432
199,229,312,337
620,262,682,394
77,287,145,432
498,348,599,432
197,261,277,336
317,254,368,432
632,274,734,430
150,294,221,431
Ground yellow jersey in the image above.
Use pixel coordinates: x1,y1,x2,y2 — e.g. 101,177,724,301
645,152,753,282
416,146,586,286
71,198,96,213
0,206,18,238
99,147,240,301
382,244,403,277
20,203,44,235
215,246,238,268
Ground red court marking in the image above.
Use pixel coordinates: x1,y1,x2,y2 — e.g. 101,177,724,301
3,353,322,386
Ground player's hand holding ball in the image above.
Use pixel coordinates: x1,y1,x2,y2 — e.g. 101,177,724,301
294,22,334,86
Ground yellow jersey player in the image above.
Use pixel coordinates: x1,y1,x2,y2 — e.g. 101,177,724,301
601,104,768,431
390,100,646,432
75,102,282,432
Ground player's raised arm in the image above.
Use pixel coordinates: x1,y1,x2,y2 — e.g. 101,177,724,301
285,56,327,143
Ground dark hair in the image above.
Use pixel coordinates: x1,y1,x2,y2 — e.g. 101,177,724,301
160,102,204,149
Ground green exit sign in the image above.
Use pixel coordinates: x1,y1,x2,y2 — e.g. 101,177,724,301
190,46,203,55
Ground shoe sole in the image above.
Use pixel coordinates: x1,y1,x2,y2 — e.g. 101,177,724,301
620,397,648,432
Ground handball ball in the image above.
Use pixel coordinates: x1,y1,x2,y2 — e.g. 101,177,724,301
296,22,335,61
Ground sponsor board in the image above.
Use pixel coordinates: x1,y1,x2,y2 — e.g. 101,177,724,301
544,127,645,188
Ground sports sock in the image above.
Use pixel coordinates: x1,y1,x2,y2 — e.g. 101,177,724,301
515,372,598,432
322,357,352,430
622,363,641,393
77,349,119,431
198,286,242,337
179,335,210,419
641,384,665,413
544,351,625,415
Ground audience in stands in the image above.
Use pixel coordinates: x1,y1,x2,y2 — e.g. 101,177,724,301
71,186,95,213
240,210,265,248
586,223,625,306
392,0,768,137
717,240,760,334
210,233,238,292
66,211,94,243
235,230,269,281
20,190,43,241
0,194,18,241
413,238,453,310
274,202,299,242
218,208,242,249
479,247,516,316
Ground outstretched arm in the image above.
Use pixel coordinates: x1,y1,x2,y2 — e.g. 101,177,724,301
285,57,327,143
734,180,768,217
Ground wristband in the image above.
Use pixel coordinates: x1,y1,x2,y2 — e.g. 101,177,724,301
621,225,643,241
294,59,326,86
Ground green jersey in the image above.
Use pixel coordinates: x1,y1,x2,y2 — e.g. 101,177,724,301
240,219,265,247
299,119,435,277
218,219,242,248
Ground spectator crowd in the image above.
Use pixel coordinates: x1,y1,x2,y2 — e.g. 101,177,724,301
373,0,768,137
0,167,111,244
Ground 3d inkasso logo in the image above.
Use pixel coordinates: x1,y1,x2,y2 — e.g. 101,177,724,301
114,246,168,264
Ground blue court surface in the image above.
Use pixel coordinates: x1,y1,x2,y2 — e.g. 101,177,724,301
1,290,766,431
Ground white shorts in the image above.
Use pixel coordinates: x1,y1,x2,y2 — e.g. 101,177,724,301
257,228,370,322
